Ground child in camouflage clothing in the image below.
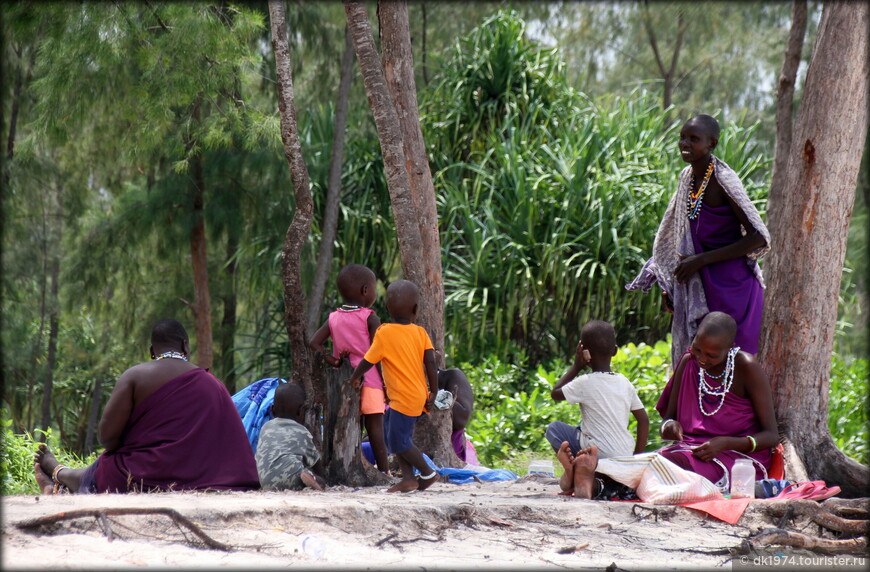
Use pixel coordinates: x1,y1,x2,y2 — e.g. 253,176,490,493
255,382,326,491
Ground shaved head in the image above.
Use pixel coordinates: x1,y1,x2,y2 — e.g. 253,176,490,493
580,320,616,356
696,312,737,345
151,319,188,348
337,264,376,301
686,114,721,140
386,279,419,321
272,382,306,420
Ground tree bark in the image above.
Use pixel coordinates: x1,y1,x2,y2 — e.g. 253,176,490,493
758,1,869,498
188,102,214,373
344,0,426,292
268,0,316,424
769,0,808,207
84,376,102,454
305,25,355,338
219,227,239,390
38,250,61,437
378,0,457,467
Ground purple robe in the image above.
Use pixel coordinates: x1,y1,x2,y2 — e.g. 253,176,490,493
94,368,260,493
655,352,772,490
690,204,765,354
626,156,770,366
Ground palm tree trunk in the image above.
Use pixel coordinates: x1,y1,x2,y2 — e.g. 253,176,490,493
267,0,316,419
305,25,356,337
758,1,869,498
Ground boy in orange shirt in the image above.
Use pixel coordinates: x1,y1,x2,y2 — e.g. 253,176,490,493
348,280,439,493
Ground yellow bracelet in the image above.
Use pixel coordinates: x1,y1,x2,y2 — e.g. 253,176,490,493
746,435,757,453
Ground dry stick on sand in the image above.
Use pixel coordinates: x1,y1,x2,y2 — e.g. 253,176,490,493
761,499,870,536
16,507,233,551
746,528,867,556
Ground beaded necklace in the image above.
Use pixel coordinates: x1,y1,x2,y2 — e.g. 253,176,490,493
339,304,361,312
697,346,739,416
686,159,715,220
155,351,188,362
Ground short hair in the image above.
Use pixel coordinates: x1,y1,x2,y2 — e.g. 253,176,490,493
696,312,737,344
151,319,188,347
337,264,376,300
688,114,721,140
386,279,419,316
273,382,306,418
580,320,616,356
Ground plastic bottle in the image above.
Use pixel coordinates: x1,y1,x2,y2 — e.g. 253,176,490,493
302,535,325,559
730,459,756,499
527,459,555,476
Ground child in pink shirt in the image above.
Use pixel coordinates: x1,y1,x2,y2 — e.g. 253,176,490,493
309,265,389,473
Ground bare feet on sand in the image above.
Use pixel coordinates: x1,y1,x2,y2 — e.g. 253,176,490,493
300,469,326,491
34,443,81,492
557,441,576,494
571,445,598,499
416,472,438,491
33,463,54,495
386,478,419,493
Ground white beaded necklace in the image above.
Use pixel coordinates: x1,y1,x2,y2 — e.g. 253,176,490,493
697,346,739,416
155,351,188,362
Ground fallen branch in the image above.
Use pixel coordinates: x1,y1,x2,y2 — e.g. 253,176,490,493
747,527,866,555
16,507,232,551
761,499,869,536
556,542,589,554
821,498,869,519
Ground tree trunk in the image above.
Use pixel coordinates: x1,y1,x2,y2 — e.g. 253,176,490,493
344,1,426,291
305,25,356,337
758,1,869,498
219,227,239,390
38,251,61,438
320,361,389,486
188,102,214,372
769,0,808,205
378,0,458,468
83,376,102,455
268,0,316,422
643,5,686,118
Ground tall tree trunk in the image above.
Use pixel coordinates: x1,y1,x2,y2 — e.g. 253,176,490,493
305,25,356,337
769,0,808,205
268,0,316,422
643,5,686,118
378,0,457,468
420,2,428,86
758,2,869,498
344,1,427,292
39,230,62,437
83,376,102,454
219,226,239,390
188,102,214,373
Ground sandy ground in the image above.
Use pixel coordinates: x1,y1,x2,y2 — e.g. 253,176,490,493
2,475,866,571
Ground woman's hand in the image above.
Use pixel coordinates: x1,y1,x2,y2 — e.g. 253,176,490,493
660,419,684,441
661,291,674,315
691,436,730,462
674,253,707,284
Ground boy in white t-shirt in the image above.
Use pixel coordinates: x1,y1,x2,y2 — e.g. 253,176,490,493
547,320,649,460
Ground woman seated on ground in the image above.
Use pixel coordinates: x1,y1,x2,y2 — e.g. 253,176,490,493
33,319,260,494
560,311,778,498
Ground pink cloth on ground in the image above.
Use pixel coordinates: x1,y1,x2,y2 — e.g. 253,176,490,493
328,307,385,389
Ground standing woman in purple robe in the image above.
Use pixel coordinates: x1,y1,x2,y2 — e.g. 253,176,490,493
626,114,770,367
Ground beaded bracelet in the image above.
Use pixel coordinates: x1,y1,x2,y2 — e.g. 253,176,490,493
746,435,757,453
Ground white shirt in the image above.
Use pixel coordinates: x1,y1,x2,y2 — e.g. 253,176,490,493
561,371,643,459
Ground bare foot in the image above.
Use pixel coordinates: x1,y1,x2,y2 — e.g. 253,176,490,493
34,443,81,492
416,472,439,491
571,445,599,499
557,441,576,494
33,463,54,495
300,469,326,491
386,478,419,493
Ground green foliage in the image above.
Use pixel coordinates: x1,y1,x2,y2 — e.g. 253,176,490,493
1,421,98,496
828,355,869,465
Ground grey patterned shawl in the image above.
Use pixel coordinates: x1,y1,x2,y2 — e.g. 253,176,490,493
625,155,771,366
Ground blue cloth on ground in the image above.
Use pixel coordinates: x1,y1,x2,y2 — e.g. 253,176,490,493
231,377,286,454
411,453,518,484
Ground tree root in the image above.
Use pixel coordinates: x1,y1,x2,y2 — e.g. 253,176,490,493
761,499,869,536
15,507,233,551
746,527,866,555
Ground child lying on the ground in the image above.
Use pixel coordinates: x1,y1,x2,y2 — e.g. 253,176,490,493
255,382,326,491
